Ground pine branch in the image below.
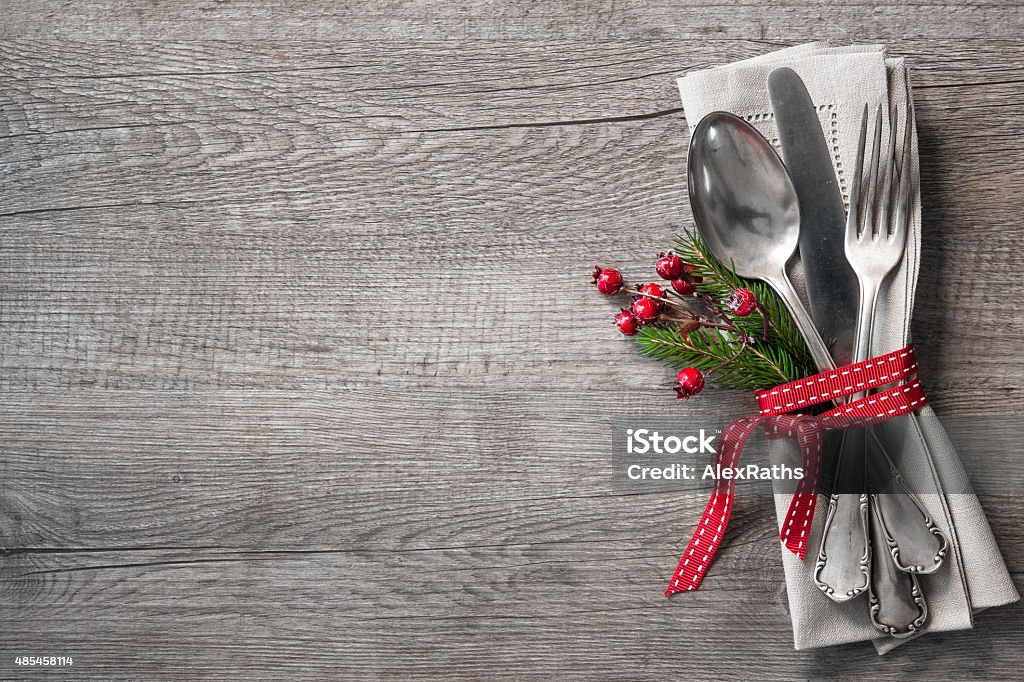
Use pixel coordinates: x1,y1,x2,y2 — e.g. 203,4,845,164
637,325,805,390
674,231,813,368
632,231,816,390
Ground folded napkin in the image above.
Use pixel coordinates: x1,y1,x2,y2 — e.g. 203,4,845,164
677,43,1018,654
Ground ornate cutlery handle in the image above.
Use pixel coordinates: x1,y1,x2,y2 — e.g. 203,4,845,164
814,429,871,601
868,495,928,637
866,429,948,574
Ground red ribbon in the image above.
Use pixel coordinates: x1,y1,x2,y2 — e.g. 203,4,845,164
664,344,926,596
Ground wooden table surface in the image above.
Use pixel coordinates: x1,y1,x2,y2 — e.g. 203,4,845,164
2,2,1023,679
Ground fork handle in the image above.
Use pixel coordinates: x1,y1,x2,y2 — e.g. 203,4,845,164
851,281,879,375
866,429,948,574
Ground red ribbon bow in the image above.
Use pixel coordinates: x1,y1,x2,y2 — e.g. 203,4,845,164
664,344,926,596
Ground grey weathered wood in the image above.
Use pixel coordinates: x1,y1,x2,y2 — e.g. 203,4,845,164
1,1,1023,678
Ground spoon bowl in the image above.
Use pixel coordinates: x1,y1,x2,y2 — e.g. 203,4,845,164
687,111,800,282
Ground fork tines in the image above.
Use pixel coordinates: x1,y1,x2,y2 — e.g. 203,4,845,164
846,103,913,244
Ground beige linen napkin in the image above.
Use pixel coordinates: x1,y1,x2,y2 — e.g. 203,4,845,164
677,43,1018,653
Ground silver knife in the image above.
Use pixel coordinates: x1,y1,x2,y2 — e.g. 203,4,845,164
768,67,871,602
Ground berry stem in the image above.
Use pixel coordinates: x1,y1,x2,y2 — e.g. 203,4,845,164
660,315,735,333
701,293,737,329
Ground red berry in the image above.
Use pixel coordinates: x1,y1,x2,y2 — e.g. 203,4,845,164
674,367,705,400
671,278,696,296
655,252,684,280
592,266,623,295
614,309,639,336
631,297,660,324
639,282,666,300
725,288,758,317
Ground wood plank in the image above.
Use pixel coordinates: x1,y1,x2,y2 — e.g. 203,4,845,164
1,390,1022,548
1,3,1022,42
1,548,1021,677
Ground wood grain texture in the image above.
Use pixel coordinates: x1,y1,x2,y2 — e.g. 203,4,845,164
1,1,1023,679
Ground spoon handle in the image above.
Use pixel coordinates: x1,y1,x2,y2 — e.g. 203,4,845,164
766,271,873,602
767,271,836,372
814,284,877,601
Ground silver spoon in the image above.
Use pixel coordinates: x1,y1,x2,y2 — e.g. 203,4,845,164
686,111,833,370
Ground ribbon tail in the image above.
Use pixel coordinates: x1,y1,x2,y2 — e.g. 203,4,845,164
664,492,733,595
780,493,816,560
664,417,758,596
779,419,824,560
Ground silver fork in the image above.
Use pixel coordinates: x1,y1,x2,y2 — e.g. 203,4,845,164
846,103,908,367
845,103,943,637
813,106,911,605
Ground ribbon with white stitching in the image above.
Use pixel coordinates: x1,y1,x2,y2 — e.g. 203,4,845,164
664,344,926,596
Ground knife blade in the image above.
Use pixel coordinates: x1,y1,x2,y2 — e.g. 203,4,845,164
767,67,858,366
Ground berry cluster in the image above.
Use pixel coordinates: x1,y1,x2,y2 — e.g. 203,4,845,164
592,252,762,400
592,251,710,338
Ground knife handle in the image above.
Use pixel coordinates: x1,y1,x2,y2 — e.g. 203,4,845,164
868,493,928,638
